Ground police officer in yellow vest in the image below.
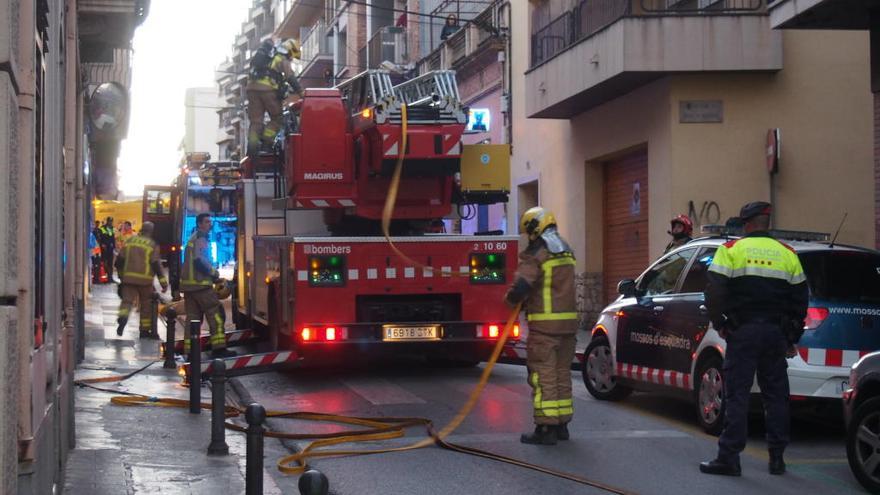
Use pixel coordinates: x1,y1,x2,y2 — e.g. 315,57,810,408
505,207,578,445
246,38,302,157
700,201,808,477
181,213,232,358
116,222,168,337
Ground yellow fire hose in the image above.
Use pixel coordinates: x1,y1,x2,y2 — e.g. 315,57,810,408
74,103,635,494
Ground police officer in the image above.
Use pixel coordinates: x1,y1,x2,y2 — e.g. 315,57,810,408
180,213,233,358
505,207,578,445
116,222,168,337
664,214,694,253
700,201,808,476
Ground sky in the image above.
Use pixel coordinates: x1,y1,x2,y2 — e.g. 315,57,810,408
117,1,251,197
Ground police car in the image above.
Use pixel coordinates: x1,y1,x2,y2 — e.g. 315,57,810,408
582,228,880,433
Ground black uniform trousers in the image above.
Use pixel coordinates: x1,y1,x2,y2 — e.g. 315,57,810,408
718,321,790,462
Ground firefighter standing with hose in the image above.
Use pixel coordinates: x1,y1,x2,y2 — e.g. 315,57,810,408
246,38,303,157
505,207,578,445
180,213,233,359
116,221,168,338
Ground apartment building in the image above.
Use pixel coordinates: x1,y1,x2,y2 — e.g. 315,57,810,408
510,0,873,326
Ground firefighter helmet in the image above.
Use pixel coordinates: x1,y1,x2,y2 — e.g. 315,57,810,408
669,214,693,236
214,279,231,300
519,207,556,241
278,38,301,60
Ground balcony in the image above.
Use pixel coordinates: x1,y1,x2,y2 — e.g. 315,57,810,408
300,19,333,82
768,0,871,29
276,0,324,39
78,0,149,62
525,0,782,118
415,4,504,75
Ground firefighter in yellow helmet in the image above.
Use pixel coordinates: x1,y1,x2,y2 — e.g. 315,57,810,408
505,207,578,445
246,38,303,157
180,213,232,358
116,222,168,338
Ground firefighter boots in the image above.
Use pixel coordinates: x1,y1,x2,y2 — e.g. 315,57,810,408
556,423,570,440
520,425,558,445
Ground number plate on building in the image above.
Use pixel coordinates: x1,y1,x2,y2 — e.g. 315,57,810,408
383,325,441,341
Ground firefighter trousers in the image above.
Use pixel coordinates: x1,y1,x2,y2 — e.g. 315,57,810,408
247,89,282,150
118,284,155,333
526,329,577,426
182,288,225,353
718,322,790,462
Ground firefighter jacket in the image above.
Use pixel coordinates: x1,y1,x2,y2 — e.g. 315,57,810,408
246,53,294,92
705,232,809,333
180,231,217,292
505,238,578,335
117,235,165,287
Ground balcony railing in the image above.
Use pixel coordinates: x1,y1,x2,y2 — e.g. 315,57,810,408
301,19,330,65
530,0,764,67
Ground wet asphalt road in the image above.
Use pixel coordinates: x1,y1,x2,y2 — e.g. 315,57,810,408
231,353,864,495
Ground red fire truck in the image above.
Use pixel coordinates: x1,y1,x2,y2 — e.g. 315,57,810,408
232,70,518,368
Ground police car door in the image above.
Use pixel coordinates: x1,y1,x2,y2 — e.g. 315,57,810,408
657,247,717,375
616,248,698,376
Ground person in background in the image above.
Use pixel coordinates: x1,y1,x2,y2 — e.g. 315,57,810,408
664,214,693,253
99,217,117,283
440,14,460,40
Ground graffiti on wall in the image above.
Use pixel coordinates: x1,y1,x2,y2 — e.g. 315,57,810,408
687,200,721,227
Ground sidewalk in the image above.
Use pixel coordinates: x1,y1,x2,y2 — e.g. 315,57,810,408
62,284,284,494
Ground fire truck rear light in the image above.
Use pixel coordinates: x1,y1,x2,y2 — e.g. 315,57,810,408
171,246,177,252
512,324,520,338
302,327,313,341
361,108,372,119
488,325,500,338
325,327,337,341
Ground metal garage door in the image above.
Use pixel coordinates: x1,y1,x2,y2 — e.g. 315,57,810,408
603,148,649,305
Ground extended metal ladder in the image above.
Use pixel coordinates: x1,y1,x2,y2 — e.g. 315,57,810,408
391,70,460,107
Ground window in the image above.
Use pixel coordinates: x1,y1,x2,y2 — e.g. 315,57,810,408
145,190,172,215
680,247,717,294
639,248,697,296
800,251,880,304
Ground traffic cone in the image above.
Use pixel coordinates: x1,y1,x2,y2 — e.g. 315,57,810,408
98,263,109,283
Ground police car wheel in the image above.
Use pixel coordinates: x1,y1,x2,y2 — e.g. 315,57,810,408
846,396,880,493
694,356,725,435
582,336,632,401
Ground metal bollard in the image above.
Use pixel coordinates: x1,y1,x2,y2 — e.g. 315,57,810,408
149,292,160,339
189,320,202,414
162,307,177,369
298,469,329,495
207,359,229,456
245,403,266,495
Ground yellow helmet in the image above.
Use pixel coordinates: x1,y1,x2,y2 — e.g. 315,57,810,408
519,206,556,241
214,279,231,300
279,38,301,60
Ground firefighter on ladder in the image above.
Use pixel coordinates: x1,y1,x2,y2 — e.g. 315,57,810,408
180,213,233,358
246,38,303,157
116,221,168,338
505,207,578,445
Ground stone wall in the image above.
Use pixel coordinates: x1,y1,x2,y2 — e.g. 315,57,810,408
576,271,603,331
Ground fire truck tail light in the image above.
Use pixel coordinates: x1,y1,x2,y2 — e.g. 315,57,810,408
512,324,520,338
488,325,500,338
301,327,313,341
301,326,347,342
325,327,337,341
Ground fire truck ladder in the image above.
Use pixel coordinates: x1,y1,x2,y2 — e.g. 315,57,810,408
381,70,467,125
334,69,396,116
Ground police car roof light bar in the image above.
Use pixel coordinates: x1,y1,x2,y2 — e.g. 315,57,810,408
699,224,830,242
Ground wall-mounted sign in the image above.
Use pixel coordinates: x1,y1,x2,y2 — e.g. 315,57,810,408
766,128,780,175
466,108,490,133
679,100,723,123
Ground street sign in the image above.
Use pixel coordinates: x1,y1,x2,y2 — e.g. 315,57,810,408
766,128,780,175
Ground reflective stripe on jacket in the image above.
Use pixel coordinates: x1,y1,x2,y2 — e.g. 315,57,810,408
705,232,809,329
180,232,213,292
246,53,292,92
507,240,578,334
119,235,160,286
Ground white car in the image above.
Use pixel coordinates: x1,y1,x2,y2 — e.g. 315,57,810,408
581,234,880,433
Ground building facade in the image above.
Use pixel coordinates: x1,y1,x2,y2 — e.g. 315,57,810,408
0,0,146,492
510,0,874,326
183,87,222,159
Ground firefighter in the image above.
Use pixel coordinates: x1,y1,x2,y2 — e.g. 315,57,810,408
700,201,808,476
246,38,303,157
180,213,232,358
664,214,693,253
505,207,578,445
116,222,168,338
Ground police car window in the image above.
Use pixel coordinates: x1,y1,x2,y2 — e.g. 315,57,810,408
639,248,698,296
680,247,717,294
800,251,880,304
